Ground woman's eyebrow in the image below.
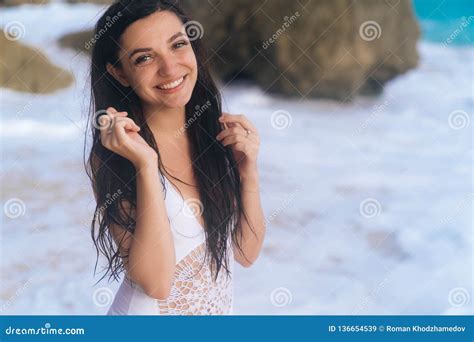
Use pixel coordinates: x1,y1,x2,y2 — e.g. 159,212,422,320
129,47,152,59
128,32,186,59
167,32,185,43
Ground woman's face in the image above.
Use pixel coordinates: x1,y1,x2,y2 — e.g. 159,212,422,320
107,10,198,110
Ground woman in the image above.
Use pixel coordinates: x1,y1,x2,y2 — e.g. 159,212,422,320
85,0,265,315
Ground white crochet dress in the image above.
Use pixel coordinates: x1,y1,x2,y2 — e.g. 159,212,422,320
107,173,234,315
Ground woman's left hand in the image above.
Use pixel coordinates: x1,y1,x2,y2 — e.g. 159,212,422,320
216,113,260,178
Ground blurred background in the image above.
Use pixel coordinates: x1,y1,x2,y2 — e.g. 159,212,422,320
0,0,472,315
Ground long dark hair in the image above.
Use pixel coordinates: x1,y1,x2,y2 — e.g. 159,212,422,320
84,0,252,285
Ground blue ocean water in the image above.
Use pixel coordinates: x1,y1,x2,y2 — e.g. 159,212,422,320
413,0,474,45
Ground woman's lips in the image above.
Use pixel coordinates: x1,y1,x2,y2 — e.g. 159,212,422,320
155,75,187,94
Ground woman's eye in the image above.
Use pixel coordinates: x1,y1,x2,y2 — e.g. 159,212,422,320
173,41,188,49
134,55,152,65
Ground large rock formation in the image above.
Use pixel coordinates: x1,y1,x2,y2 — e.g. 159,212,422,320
0,35,73,93
58,30,92,54
57,0,420,100
0,0,49,6
181,0,420,100
64,0,113,4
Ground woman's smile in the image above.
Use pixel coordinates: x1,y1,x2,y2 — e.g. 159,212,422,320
155,74,188,93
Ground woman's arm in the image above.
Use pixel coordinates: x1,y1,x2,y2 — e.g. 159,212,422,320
234,168,266,267
216,113,266,267
126,161,176,298
99,108,176,299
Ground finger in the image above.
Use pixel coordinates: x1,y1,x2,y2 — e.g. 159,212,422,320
110,120,129,146
219,113,253,133
219,113,243,130
221,119,259,143
97,110,128,132
218,114,258,133
106,106,117,113
106,107,128,117
220,122,229,131
107,112,128,121
220,134,246,147
100,127,111,147
109,112,131,133
220,118,244,130
103,117,138,149
99,121,115,147
101,114,140,135
97,114,113,131
216,126,246,141
217,126,259,144
115,117,140,131
246,129,259,143
105,107,128,122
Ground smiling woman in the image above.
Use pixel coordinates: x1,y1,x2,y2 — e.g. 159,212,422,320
84,0,266,315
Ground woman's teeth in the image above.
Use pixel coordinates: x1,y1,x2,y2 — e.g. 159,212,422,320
157,76,184,90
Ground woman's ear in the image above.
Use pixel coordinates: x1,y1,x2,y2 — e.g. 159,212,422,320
106,62,131,87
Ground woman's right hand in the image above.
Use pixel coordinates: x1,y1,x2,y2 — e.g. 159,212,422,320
99,107,157,169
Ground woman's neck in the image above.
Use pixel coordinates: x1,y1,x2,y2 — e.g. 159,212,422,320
142,103,187,136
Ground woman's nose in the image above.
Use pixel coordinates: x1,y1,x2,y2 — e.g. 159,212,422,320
158,54,178,78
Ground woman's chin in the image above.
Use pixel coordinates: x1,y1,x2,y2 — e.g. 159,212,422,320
160,93,193,109
143,95,188,110
161,98,191,109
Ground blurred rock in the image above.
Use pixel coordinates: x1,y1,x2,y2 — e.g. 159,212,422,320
0,0,49,6
56,0,420,101
0,0,112,6
58,30,93,54
65,0,112,4
0,35,74,93
182,0,420,100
